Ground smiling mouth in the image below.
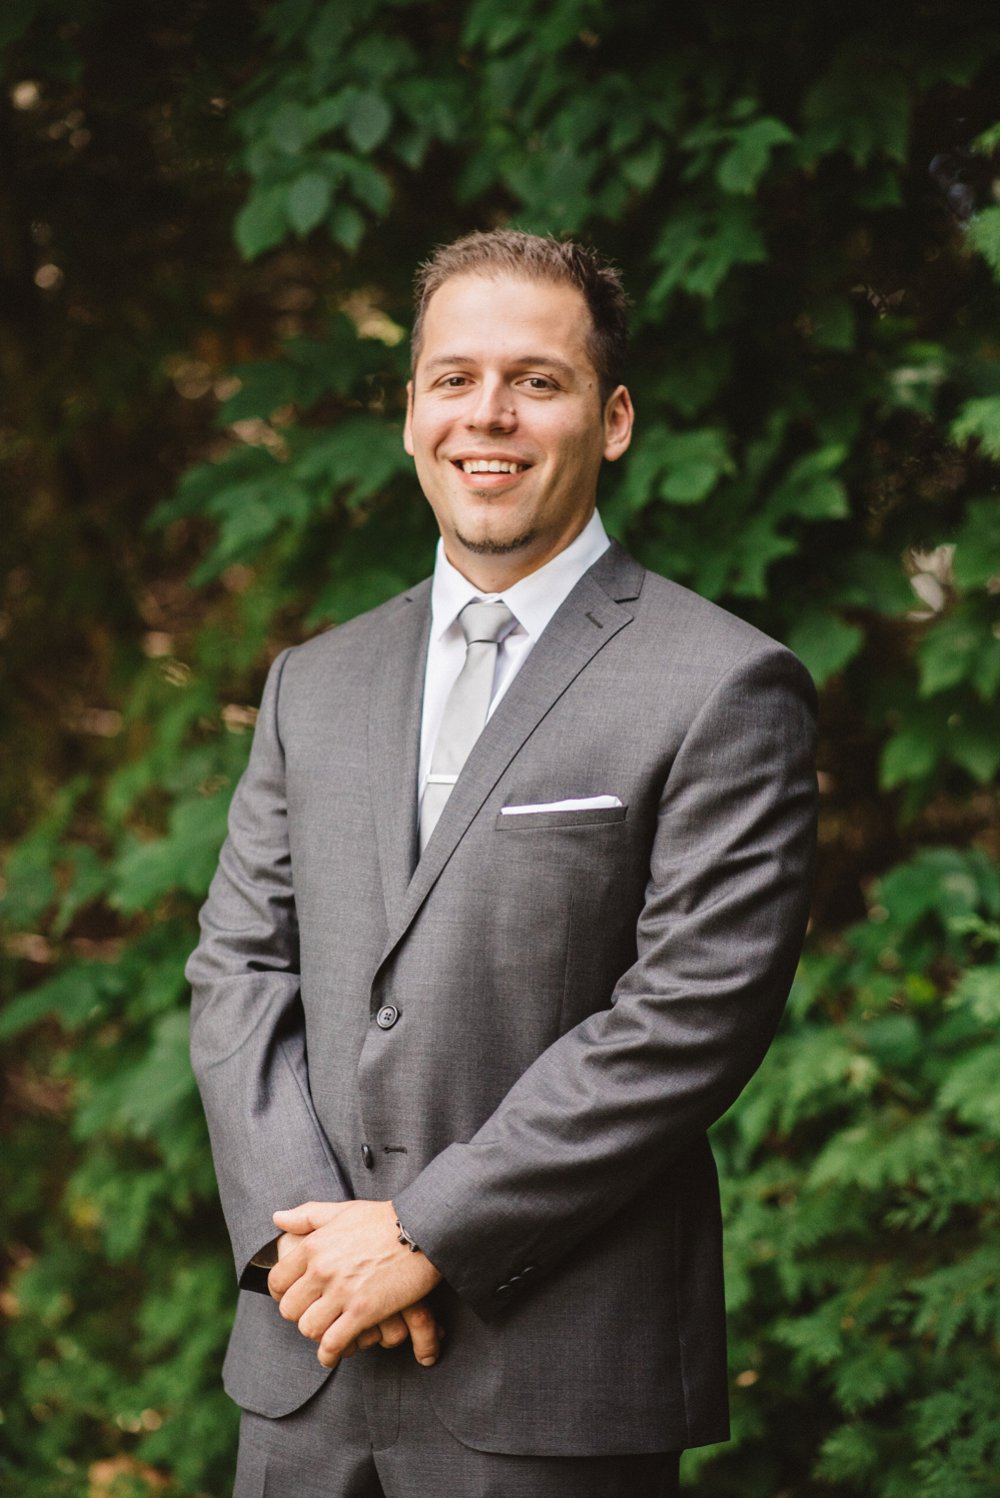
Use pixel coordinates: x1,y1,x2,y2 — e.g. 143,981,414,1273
454,459,530,475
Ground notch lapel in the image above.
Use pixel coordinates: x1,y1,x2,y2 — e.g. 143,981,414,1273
382,544,644,962
367,580,431,932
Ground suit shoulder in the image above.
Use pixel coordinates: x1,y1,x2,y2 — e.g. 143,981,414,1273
635,568,811,681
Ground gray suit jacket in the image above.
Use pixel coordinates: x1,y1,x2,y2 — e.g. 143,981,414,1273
187,542,817,1455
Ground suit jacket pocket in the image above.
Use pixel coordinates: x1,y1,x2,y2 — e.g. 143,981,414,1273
495,804,628,830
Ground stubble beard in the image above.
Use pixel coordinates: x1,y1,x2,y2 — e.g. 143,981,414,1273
454,525,537,556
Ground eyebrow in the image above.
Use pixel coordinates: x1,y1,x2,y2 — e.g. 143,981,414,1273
422,354,579,381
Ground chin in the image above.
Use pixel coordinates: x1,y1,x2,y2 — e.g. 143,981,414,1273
455,527,536,558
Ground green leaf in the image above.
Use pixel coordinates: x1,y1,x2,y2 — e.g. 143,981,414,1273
503,144,599,230
938,1049,1000,1134
659,429,734,503
801,58,910,166
621,138,665,192
911,1247,1000,1348
290,414,412,503
112,791,234,912
343,157,392,214
912,1389,971,1447
729,515,798,598
110,1011,198,1139
463,0,534,51
343,87,393,154
968,205,1000,277
0,778,89,929
951,395,1000,458
767,444,850,522
807,296,856,352
267,101,310,155
261,0,315,48
613,426,732,515
881,724,939,789
918,606,1000,701
191,470,317,583
831,1343,910,1415
650,200,767,304
330,202,366,251
53,843,109,936
948,964,1000,1025
875,848,992,929
949,711,1000,781
787,612,864,685
0,964,108,1039
305,4,355,62
953,499,1000,590
816,1421,882,1481
286,171,332,235
716,116,795,194
234,185,289,259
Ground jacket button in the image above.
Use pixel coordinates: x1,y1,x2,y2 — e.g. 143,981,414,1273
361,1144,374,1169
376,1004,400,1030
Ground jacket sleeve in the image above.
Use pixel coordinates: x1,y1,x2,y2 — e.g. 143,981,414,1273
393,643,817,1320
187,648,348,1292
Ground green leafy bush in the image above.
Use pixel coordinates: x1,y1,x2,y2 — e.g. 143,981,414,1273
2,2,998,1493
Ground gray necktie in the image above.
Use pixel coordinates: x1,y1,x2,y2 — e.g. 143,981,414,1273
419,599,515,852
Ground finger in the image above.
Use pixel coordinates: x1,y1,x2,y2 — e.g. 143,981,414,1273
374,1314,409,1349
268,1250,307,1300
279,1279,327,1328
273,1202,332,1234
295,1290,342,1342
357,1325,383,1350
401,1302,441,1367
318,1311,370,1369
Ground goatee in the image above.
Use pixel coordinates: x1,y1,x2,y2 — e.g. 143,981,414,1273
455,527,536,556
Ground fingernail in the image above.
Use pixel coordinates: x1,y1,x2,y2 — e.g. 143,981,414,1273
419,1356,437,1367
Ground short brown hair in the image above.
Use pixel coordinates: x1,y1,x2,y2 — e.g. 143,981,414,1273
411,229,629,402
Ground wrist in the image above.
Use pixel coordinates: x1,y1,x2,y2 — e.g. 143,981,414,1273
395,1215,421,1253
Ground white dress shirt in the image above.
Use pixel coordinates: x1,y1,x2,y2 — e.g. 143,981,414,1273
418,511,611,806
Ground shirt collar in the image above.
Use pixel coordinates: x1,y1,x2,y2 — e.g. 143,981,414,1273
429,511,611,643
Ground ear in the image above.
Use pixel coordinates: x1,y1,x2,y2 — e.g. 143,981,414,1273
403,380,415,456
602,384,634,464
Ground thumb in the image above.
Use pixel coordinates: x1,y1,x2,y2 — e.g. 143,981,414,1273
273,1201,339,1232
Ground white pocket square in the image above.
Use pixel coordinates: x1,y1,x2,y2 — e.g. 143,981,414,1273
500,795,623,816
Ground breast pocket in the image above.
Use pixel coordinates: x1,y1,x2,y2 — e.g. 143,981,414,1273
494,804,628,831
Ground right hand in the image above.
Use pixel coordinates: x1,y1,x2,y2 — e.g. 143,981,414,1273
275,1231,444,1366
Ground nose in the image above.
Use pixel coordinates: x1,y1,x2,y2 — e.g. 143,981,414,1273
466,375,516,432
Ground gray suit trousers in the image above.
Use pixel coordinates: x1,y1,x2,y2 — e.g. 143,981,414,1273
233,1347,681,1498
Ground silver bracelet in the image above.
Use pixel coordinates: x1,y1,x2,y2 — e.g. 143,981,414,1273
395,1217,420,1253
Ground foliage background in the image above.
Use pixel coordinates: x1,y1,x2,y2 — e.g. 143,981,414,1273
1,2,998,1494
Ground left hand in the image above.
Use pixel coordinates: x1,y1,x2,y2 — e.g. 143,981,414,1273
268,1199,442,1368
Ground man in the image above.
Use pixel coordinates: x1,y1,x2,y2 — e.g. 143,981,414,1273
188,229,817,1497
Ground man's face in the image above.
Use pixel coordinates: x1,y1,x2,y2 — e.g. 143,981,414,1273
404,273,633,587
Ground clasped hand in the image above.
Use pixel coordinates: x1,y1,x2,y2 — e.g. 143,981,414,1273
267,1199,443,1369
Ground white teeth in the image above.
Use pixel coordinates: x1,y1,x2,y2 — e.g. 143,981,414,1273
461,460,524,474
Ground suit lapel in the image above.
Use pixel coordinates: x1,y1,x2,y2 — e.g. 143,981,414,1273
383,543,644,959
368,580,431,931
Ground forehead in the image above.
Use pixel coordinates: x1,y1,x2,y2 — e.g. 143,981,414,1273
417,273,595,372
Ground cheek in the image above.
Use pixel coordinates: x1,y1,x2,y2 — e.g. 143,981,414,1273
411,415,451,460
